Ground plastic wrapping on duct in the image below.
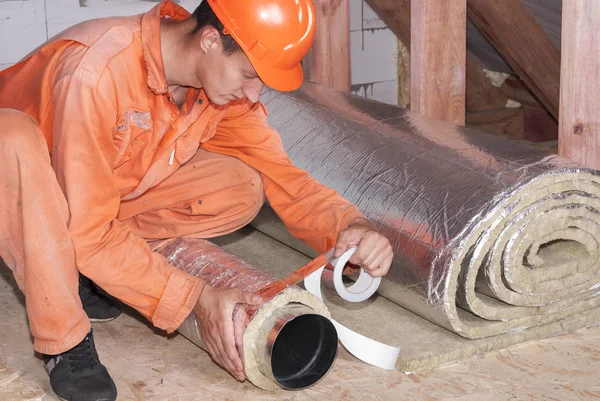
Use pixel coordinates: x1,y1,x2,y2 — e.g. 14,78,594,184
159,237,277,293
253,82,600,340
155,238,337,391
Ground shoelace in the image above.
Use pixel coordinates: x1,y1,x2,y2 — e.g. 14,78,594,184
66,334,101,373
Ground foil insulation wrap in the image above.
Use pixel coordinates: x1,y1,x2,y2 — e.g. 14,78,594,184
255,83,600,339
155,238,275,357
154,237,331,390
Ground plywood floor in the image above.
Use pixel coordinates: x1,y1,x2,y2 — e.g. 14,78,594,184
1,230,600,401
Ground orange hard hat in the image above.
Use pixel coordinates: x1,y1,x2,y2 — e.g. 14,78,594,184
207,0,316,92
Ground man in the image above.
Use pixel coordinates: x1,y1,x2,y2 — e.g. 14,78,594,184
0,0,394,400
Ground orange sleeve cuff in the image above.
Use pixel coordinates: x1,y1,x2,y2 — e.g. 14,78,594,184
151,268,205,333
310,207,366,253
337,208,367,233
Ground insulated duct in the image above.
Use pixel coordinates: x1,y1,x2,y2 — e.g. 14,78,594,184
253,83,600,340
154,238,337,390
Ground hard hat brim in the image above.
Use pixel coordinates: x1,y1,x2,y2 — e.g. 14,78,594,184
251,59,304,92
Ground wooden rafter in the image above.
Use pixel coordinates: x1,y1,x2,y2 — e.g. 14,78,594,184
467,0,560,120
559,1,600,168
410,0,466,126
302,0,350,92
365,0,561,142
365,0,509,113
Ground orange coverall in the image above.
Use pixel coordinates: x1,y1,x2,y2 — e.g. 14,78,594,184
0,1,364,355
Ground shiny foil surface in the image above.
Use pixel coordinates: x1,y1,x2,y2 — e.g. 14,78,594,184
257,83,600,338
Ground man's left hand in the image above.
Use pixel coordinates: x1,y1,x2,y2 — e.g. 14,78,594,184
334,217,393,277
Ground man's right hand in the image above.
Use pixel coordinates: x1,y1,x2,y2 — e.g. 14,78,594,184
193,285,262,381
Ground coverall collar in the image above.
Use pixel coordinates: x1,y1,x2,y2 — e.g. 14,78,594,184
141,0,191,95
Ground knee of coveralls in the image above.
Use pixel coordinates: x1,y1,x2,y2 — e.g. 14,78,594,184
213,155,266,223
119,150,266,239
0,108,53,282
0,108,91,355
0,109,45,154
173,155,267,238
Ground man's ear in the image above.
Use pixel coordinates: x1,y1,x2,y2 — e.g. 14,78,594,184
198,27,221,54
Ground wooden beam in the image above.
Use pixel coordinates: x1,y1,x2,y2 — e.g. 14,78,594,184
410,0,466,126
501,76,558,143
303,0,350,92
467,0,561,121
559,1,600,168
466,107,524,140
367,0,549,140
365,0,411,45
464,59,507,113
366,0,507,113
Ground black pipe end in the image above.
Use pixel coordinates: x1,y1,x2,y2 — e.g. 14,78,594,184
271,314,338,390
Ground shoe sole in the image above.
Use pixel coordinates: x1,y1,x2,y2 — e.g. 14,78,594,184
88,315,120,323
89,312,122,323
58,397,112,401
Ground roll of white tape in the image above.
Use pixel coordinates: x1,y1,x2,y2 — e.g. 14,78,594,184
304,248,400,371
328,247,382,303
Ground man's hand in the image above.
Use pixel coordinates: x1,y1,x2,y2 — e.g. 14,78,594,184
334,217,393,277
193,285,262,381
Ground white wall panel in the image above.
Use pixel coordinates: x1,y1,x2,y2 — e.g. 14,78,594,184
349,0,398,105
0,0,47,64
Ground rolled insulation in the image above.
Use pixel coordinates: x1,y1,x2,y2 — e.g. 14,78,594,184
155,238,337,390
254,83,600,340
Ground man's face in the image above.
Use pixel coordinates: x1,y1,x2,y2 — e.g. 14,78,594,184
197,30,265,106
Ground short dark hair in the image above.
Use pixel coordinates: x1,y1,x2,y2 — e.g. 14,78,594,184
192,1,242,56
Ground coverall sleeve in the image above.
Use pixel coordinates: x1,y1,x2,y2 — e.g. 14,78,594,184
202,101,365,253
50,68,203,333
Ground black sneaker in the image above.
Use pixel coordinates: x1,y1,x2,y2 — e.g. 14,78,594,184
43,329,117,401
78,274,122,323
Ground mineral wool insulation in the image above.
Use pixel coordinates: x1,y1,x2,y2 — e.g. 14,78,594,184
255,82,600,340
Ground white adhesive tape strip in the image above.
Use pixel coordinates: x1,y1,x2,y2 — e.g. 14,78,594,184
304,248,400,371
